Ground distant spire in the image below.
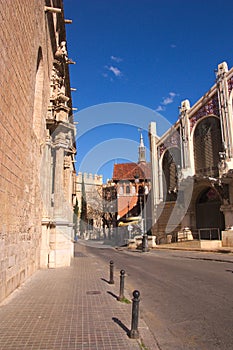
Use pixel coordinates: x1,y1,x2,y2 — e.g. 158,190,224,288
140,133,144,147
138,133,146,163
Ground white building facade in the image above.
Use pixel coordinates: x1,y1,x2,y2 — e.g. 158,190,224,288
149,62,233,246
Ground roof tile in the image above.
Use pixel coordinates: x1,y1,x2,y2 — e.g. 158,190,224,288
113,162,151,180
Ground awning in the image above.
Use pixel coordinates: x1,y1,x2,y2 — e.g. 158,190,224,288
118,220,140,227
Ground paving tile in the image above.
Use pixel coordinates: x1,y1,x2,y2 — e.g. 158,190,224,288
0,243,147,350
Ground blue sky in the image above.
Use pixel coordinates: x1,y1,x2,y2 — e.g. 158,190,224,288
63,0,233,182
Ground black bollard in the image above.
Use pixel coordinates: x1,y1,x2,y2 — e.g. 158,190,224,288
129,290,140,339
117,270,125,301
109,260,114,284
142,233,149,252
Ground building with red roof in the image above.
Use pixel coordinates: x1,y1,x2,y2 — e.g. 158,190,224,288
112,134,152,233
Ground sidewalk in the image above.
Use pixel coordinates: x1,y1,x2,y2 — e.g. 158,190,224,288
0,243,157,350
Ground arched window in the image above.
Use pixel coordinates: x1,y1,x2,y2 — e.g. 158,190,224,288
193,117,223,177
119,186,123,195
126,185,130,194
162,147,181,201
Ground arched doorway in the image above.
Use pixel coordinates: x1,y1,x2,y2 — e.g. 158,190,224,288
196,187,225,239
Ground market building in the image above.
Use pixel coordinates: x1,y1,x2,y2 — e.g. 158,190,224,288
149,61,233,247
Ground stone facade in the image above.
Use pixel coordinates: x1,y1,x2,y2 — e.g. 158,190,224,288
149,61,233,246
0,0,76,302
102,181,118,241
76,172,103,239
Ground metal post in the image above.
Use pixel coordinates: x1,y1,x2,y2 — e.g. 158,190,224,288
117,270,125,301
109,260,114,284
129,290,140,339
142,233,149,252
144,191,147,234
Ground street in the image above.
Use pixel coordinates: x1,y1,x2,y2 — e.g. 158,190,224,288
82,242,233,350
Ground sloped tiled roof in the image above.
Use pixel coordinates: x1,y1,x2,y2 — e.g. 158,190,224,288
113,162,151,181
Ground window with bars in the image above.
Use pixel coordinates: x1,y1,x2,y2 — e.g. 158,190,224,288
194,117,223,177
162,147,181,201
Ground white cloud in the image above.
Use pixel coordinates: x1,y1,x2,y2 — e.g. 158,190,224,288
156,92,177,112
162,92,177,105
109,66,122,77
111,55,123,63
155,105,165,112
106,65,122,77
163,96,174,105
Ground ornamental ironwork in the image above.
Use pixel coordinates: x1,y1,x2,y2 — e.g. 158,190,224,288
158,129,180,158
190,94,219,131
193,117,222,177
228,76,233,93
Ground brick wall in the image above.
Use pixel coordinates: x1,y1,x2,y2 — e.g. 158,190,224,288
0,0,56,302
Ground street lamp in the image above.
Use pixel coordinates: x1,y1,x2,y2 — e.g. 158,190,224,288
135,174,149,252
127,201,130,218
141,181,149,252
139,196,143,233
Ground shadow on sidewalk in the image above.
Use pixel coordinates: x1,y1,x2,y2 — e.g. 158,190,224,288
101,277,110,284
107,291,118,300
112,317,130,335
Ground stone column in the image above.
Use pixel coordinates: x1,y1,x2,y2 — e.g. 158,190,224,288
158,157,164,202
149,122,160,229
49,129,73,268
220,204,233,229
64,155,73,206
221,204,233,247
216,62,233,164
40,130,53,268
53,134,65,219
179,99,194,177
42,130,52,218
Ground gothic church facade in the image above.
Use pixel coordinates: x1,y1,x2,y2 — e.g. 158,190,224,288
0,0,76,302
